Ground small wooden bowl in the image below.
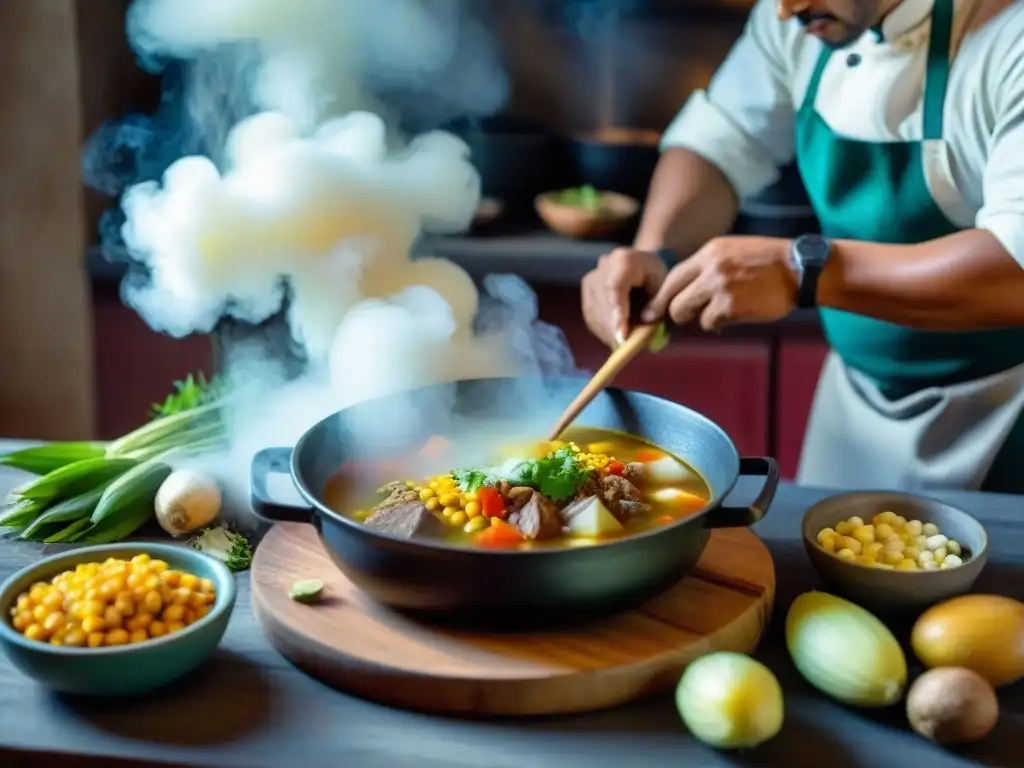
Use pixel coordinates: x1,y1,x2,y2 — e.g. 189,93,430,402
534,189,639,240
802,491,988,616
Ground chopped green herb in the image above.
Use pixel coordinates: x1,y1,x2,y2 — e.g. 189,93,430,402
452,468,496,493
553,185,603,212
649,322,671,353
289,579,325,603
151,372,225,419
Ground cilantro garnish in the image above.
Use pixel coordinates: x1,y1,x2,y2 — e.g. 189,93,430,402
450,447,594,502
452,469,495,493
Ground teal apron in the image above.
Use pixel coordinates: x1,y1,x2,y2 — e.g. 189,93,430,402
794,0,1024,493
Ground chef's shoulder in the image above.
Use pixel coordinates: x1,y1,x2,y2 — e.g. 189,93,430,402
970,0,1024,79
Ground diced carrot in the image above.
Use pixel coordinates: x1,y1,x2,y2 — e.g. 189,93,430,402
607,460,625,476
477,486,507,519
475,520,524,548
635,448,667,463
656,515,675,525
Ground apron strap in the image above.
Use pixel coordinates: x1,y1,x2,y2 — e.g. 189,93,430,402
922,0,955,140
800,0,956,139
801,45,831,110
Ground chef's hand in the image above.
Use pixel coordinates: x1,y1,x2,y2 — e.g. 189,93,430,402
582,247,669,348
640,236,800,332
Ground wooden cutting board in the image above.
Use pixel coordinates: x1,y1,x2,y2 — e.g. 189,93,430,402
250,523,775,717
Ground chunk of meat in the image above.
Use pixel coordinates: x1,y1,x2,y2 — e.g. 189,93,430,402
601,474,642,504
364,501,442,539
622,462,645,484
505,486,535,514
376,480,408,497
513,492,562,540
374,486,420,511
615,500,653,522
600,475,646,523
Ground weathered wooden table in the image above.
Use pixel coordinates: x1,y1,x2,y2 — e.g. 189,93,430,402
1,441,1021,767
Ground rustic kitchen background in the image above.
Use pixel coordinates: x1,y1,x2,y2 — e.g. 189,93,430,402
0,0,827,479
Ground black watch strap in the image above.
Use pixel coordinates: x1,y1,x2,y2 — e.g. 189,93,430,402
798,264,822,309
655,247,677,271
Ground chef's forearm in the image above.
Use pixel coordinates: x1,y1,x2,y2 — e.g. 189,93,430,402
633,148,739,257
818,230,1024,330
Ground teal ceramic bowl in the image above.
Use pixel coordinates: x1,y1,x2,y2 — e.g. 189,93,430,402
0,542,236,696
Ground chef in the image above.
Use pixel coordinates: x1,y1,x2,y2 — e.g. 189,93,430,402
580,0,1024,493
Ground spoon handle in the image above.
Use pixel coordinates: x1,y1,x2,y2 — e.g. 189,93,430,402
548,324,659,441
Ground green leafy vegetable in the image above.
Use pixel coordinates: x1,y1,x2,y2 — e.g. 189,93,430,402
151,372,225,418
0,371,226,545
452,469,496,493
553,184,603,211
453,447,594,502
514,446,594,502
649,322,671,353
189,526,254,572
0,443,108,474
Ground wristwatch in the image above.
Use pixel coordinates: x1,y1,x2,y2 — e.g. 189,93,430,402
790,234,832,308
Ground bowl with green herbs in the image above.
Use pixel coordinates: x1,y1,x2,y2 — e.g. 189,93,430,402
535,185,639,240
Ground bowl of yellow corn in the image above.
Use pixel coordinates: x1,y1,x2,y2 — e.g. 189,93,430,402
801,491,988,614
0,542,236,696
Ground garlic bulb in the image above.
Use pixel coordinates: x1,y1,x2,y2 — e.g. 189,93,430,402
155,470,222,536
675,652,784,749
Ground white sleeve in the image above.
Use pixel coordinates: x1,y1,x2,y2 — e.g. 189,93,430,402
975,33,1024,266
661,0,797,199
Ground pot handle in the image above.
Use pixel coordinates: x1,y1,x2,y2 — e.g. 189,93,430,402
250,447,314,524
704,457,779,529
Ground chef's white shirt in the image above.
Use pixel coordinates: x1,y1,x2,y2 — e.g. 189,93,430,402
662,0,1024,264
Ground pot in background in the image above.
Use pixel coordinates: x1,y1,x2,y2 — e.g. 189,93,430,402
444,115,573,217
249,378,779,629
567,128,661,202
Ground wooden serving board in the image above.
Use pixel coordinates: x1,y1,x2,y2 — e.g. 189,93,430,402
250,524,776,717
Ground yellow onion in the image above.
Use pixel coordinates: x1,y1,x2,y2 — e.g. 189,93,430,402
786,591,907,707
675,652,784,749
911,594,1024,688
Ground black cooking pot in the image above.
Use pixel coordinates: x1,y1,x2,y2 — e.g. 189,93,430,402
250,377,778,628
567,128,662,202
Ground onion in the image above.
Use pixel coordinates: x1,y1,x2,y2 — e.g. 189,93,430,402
675,652,784,749
786,591,907,707
911,594,1024,688
155,470,222,536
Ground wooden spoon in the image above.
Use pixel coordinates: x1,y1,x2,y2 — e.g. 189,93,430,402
548,323,659,441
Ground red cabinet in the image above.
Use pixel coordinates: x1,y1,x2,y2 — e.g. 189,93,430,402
774,338,829,479
92,284,214,438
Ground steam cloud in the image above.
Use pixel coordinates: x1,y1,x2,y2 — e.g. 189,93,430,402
84,0,583,515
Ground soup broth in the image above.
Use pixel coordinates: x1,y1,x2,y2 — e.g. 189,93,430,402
323,427,712,550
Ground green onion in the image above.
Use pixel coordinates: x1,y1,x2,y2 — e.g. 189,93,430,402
13,457,139,504
16,482,114,541
105,401,223,457
0,371,227,545
43,517,93,544
0,499,45,531
0,442,108,474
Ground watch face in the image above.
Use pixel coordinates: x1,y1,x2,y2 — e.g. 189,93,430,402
797,235,830,267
